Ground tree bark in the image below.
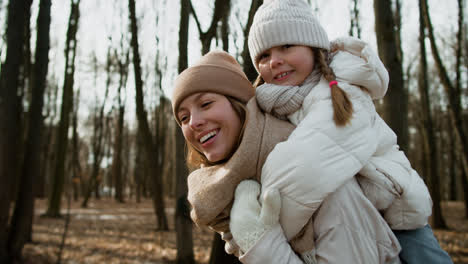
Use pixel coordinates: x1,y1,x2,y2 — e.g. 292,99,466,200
45,0,80,218
455,0,468,218
0,0,33,261
373,0,408,151
113,48,129,204
241,0,262,81
128,0,168,230
417,0,447,228
175,1,195,263
71,90,82,201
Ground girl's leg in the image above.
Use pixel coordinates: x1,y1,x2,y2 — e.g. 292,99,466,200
393,225,453,264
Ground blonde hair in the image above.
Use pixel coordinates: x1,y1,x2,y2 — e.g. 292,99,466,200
185,96,248,171
254,48,353,126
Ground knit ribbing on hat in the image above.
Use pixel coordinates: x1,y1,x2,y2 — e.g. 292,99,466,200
248,0,330,72
172,51,255,120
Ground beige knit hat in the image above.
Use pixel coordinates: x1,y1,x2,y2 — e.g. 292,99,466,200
248,0,330,72
172,50,255,120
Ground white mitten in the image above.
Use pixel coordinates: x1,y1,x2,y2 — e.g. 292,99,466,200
230,180,281,253
221,232,240,257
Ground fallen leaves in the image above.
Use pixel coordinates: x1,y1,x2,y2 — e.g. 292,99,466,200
20,198,468,263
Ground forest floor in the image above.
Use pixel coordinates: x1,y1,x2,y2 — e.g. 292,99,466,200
20,197,468,264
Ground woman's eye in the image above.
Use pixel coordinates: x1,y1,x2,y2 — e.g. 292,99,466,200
201,101,212,108
179,115,188,123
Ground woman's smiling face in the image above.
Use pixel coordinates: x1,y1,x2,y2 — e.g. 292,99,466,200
177,92,242,163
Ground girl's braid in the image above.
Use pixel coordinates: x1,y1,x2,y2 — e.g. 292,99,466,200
316,49,353,126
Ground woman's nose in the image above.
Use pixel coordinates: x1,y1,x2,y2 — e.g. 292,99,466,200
189,113,205,130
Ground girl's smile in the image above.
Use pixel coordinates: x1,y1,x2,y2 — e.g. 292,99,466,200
257,45,315,86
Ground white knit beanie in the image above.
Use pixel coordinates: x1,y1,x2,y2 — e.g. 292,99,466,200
248,0,330,72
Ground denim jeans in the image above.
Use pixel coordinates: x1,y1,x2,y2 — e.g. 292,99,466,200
394,225,453,264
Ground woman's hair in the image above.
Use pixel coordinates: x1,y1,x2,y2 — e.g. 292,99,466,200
253,48,353,126
185,96,248,171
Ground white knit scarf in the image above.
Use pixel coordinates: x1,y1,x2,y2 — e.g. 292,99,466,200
255,69,322,119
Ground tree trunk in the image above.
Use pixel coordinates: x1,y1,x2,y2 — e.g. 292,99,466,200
221,12,229,52
8,0,51,260
113,47,129,204
71,90,82,202
373,0,408,152
417,0,447,228
113,66,127,203
455,0,468,218
348,0,361,38
0,0,33,261
45,0,80,218
128,0,168,230
241,0,262,81
420,0,468,181
134,129,143,203
175,1,195,263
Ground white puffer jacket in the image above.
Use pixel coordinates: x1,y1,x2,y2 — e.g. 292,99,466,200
259,37,432,242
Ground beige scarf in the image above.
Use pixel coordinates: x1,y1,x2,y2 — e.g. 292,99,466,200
187,98,315,254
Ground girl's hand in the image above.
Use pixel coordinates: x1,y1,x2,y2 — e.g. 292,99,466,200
229,180,281,253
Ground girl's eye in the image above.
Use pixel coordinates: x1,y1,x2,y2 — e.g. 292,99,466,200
258,52,270,62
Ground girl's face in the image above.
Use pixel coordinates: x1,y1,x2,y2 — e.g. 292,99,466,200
177,92,242,163
257,45,315,86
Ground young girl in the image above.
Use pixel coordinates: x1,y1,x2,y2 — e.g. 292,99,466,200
227,0,451,263
173,50,401,263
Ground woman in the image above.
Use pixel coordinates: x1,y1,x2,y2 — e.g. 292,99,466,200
172,50,401,263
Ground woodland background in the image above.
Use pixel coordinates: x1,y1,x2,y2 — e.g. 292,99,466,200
0,0,467,263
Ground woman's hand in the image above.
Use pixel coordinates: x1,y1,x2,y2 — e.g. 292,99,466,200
229,180,281,253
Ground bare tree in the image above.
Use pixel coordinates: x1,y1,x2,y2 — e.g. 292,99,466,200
0,0,33,261
7,0,50,261
189,0,231,54
420,0,468,191
349,0,361,38
45,0,80,217
112,43,129,203
175,1,195,263
71,89,82,201
417,0,447,228
454,0,468,217
373,0,408,151
81,51,111,208
128,0,168,230
241,0,262,81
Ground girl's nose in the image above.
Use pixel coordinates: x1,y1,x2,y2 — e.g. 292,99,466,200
270,51,283,68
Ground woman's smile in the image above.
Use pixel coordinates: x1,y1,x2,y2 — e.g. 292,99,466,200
178,93,242,163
